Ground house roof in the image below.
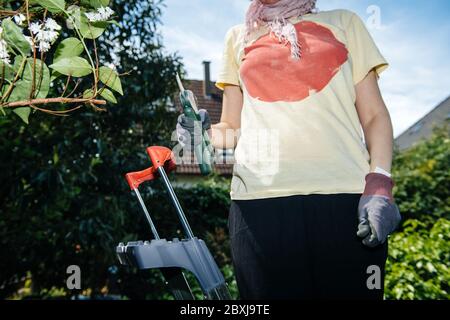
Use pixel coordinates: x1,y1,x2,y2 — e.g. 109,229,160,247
173,79,234,176
395,96,450,151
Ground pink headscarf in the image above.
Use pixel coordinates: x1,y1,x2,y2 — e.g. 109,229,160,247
245,0,318,59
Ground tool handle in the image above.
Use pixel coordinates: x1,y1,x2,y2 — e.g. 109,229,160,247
146,146,177,171
181,96,213,176
180,91,200,119
125,167,156,190
125,147,176,190
156,166,195,239
177,74,213,176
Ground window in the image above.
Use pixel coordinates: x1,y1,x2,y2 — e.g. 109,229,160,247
215,149,235,164
409,122,424,135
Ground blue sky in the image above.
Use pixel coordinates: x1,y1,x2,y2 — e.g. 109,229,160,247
160,0,450,137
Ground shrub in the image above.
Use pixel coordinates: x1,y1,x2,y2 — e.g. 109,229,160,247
385,218,450,300
393,126,450,224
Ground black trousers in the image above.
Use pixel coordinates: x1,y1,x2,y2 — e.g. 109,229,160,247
228,194,388,300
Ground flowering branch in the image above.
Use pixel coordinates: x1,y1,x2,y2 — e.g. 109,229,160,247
0,1,122,124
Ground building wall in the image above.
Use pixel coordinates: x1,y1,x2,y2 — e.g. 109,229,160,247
395,97,450,151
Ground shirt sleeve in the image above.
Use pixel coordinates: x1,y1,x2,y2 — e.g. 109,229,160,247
345,12,389,85
215,26,240,91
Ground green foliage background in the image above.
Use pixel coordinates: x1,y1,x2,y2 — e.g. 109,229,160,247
393,127,449,224
0,0,448,301
385,218,449,299
384,126,450,300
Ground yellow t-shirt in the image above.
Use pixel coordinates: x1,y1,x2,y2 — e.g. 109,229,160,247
215,9,389,200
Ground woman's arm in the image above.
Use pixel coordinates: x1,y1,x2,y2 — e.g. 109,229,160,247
355,71,394,173
211,85,243,149
355,71,401,248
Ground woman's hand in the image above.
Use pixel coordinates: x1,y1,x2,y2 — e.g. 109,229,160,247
357,173,401,247
176,109,211,148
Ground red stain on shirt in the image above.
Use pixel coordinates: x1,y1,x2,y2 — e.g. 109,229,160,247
240,21,348,103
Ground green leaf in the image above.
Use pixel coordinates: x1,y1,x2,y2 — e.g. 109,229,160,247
108,20,121,28
66,5,82,28
53,149,59,165
0,1,13,10
99,88,116,104
80,0,110,8
13,55,25,74
80,15,107,39
8,66,50,102
49,57,93,77
0,60,15,82
29,0,66,13
23,59,50,99
53,38,84,63
99,66,122,95
50,71,62,82
83,89,94,99
7,81,28,101
13,107,31,124
0,106,5,116
8,58,50,101
1,19,31,56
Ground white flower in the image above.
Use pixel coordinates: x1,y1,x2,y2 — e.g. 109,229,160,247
85,6,114,22
36,29,59,43
98,6,114,20
0,39,11,65
47,30,59,42
85,12,100,22
28,19,61,53
13,13,26,26
106,7,114,15
39,41,51,53
29,22,42,34
44,18,61,31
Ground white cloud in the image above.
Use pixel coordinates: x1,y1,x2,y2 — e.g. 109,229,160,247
160,0,246,80
370,19,450,136
161,24,224,80
317,0,450,135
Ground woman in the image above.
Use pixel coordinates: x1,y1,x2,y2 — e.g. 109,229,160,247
177,0,401,300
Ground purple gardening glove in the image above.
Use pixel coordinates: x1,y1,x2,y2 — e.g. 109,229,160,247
357,173,402,248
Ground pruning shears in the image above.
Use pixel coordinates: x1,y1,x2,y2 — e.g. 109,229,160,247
176,73,213,175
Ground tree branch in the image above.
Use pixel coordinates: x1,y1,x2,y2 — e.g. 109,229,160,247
30,104,83,116
3,98,107,108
